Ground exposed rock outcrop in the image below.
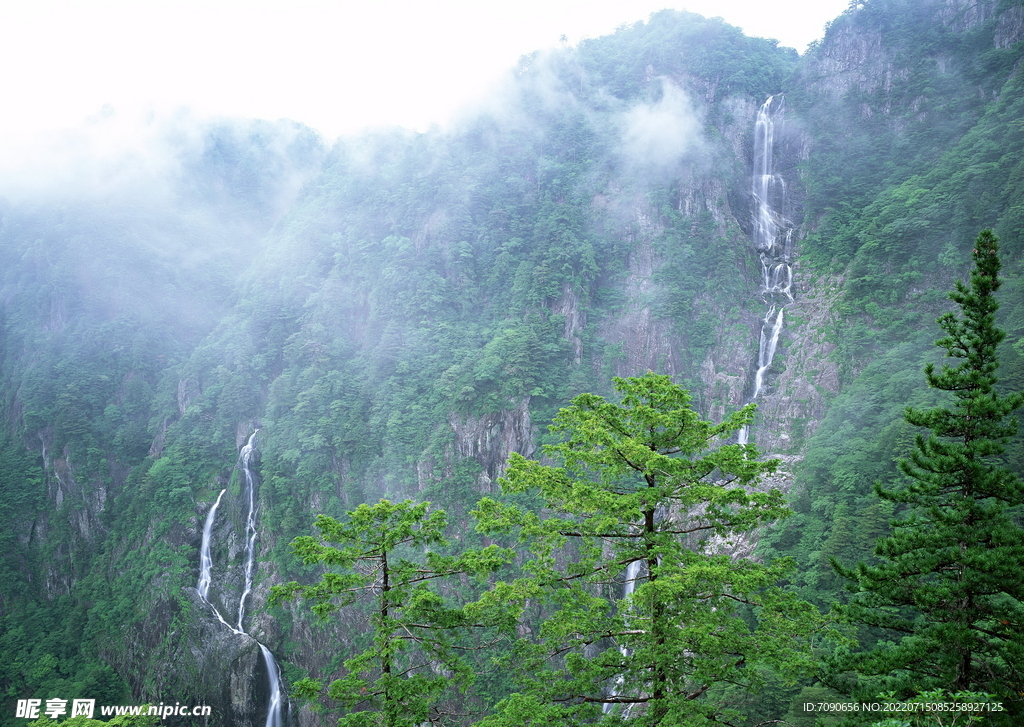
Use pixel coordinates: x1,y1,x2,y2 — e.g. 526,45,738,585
447,396,535,489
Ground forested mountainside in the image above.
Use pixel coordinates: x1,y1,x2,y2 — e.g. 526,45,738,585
2,0,1023,725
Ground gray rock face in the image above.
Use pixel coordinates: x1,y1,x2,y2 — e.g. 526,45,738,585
448,396,535,488
751,272,843,455
109,587,274,727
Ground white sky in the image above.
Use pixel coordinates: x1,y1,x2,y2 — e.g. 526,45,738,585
1,0,849,144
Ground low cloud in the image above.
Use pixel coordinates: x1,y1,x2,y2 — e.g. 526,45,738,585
0,105,211,204
617,79,705,178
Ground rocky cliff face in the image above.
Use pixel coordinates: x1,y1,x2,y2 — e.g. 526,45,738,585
445,396,536,490
122,588,269,727
751,271,843,455
597,199,682,379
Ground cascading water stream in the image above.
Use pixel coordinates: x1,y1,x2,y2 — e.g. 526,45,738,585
753,306,784,400
739,95,794,446
198,489,226,602
196,430,284,727
237,432,259,631
258,644,284,727
196,488,243,636
603,559,643,715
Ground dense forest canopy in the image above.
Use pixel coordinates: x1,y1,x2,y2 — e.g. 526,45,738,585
1,1,1023,725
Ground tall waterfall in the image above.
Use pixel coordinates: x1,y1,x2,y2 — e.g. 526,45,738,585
196,430,285,727
197,489,226,602
603,559,643,715
258,644,284,727
740,95,794,445
237,432,259,631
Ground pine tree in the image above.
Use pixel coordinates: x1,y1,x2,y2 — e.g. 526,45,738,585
831,230,1024,711
471,373,821,726
271,499,512,727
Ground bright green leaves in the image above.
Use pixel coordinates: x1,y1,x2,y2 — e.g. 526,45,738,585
546,378,773,498
473,373,822,725
272,499,513,727
280,376,823,725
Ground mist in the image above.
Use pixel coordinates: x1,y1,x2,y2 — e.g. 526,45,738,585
617,79,706,178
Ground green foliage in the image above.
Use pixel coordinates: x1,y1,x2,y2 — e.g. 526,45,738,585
271,500,513,726
796,0,1024,379
753,335,948,619
472,374,824,725
27,714,159,727
867,689,1000,727
576,10,797,102
829,232,1024,715
797,0,1024,270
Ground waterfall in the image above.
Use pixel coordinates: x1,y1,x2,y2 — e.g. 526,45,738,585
237,430,259,631
197,489,226,602
603,559,643,715
196,429,285,727
752,96,790,261
196,489,243,636
259,644,284,727
741,95,793,445
752,306,784,400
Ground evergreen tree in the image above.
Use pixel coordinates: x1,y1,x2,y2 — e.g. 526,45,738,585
471,373,822,726
271,499,511,727
830,230,1024,711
